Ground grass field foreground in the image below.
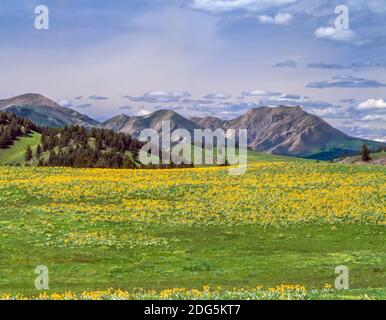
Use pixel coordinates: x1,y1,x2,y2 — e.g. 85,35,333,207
0,161,385,299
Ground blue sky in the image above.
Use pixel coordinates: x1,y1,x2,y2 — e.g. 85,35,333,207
0,0,386,141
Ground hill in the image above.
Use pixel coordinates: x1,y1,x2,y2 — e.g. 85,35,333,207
0,111,145,168
31,126,144,168
0,93,99,128
0,131,41,165
0,111,42,165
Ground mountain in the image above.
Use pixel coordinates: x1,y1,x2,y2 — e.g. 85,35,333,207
191,106,383,160
4,93,381,160
101,110,202,139
190,116,227,130
0,94,99,128
102,106,383,160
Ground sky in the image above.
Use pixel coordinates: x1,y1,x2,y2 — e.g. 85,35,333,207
0,0,386,141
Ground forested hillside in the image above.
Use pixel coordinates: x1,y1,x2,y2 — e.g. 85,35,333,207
37,126,145,168
0,112,40,148
0,111,144,168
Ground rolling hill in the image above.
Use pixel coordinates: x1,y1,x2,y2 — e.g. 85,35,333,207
0,132,41,165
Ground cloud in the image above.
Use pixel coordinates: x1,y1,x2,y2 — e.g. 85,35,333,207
307,61,373,70
340,98,356,104
190,0,298,14
75,96,83,100
118,105,134,110
242,90,282,97
240,90,342,116
307,75,386,89
307,62,347,70
254,92,341,113
274,60,297,68
88,95,109,100
75,104,93,109
125,91,192,103
258,13,293,25
203,92,232,100
136,108,152,116
338,125,386,142
314,27,360,44
309,106,346,118
186,100,259,119
361,114,386,122
58,100,71,107
58,100,93,109
357,99,386,110
182,98,216,104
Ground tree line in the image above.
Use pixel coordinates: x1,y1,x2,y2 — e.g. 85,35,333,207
35,126,145,168
1,111,194,169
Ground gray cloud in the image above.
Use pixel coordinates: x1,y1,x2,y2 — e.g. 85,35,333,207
118,105,135,110
258,94,337,110
274,60,298,68
307,62,347,70
307,61,373,70
340,98,357,104
88,95,109,100
182,98,216,104
125,91,192,103
75,103,93,109
203,92,232,100
307,75,386,89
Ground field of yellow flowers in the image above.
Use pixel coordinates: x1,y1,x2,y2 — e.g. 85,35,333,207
0,161,385,299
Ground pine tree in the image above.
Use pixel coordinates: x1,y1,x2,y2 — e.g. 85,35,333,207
25,145,33,162
35,144,42,158
360,144,371,162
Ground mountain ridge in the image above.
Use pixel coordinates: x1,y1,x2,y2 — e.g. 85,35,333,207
2,94,383,160
101,109,202,138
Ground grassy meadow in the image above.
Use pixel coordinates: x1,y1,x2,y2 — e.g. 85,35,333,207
0,132,41,165
0,153,385,299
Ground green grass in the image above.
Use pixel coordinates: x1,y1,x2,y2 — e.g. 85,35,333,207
0,223,384,296
346,152,386,162
190,145,308,166
370,152,386,160
0,150,383,300
246,149,308,163
0,132,41,165
138,145,308,168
